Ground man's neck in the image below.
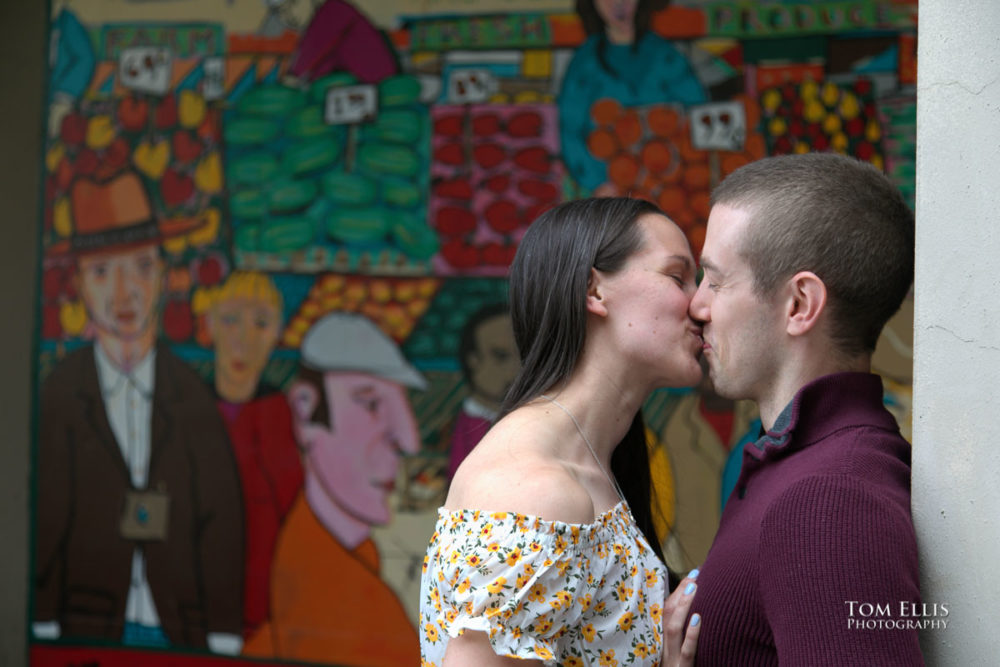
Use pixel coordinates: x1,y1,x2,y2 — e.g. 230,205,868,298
95,329,156,373
303,470,370,550
758,352,871,430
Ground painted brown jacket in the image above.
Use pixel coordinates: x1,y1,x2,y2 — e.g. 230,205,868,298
34,343,244,646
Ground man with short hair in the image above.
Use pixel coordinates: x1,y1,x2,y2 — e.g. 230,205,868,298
686,153,923,664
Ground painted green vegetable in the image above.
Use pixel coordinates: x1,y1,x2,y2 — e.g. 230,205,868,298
224,117,280,145
378,75,422,107
382,178,422,208
321,171,378,206
357,143,420,178
261,215,316,252
268,179,318,213
227,152,279,187
309,73,359,105
230,189,268,218
236,85,307,116
392,213,438,260
326,207,390,244
283,137,341,175
287,105,336,139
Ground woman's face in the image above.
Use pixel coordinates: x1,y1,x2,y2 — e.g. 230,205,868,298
595,0,638,43
596,213,704,388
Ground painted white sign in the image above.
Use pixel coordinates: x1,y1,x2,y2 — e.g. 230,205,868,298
446,69,497,104
201,57,225,101
689,101,746,151
324,85,378,125
119,47,172,96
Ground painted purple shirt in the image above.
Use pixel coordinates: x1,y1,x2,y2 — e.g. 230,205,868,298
289,0,398,84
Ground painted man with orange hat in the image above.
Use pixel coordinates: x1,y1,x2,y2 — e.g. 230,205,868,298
33,170,245,653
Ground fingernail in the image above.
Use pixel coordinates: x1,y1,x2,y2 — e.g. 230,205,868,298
687,568,700,580
684,582,696,595
691,613,701,627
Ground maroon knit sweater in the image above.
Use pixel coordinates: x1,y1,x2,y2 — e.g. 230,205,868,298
689,372,924,666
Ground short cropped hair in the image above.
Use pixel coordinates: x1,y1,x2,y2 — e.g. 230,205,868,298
712,153,914,354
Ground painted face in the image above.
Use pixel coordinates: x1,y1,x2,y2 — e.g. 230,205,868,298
466,313,519,408
292,372,420,526
599,213,704,389
595,0,638,42
209,296,281,402
689,204,783,400
76,244,163,342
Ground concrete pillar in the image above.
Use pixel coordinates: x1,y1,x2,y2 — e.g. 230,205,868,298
912,1,1000,663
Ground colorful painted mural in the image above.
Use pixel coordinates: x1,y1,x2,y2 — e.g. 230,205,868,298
31,0,917,664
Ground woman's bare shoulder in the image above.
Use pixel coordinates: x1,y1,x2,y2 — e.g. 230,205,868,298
446,418,595,525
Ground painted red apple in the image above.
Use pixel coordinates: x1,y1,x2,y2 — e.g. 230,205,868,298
172,130,203,164
435,206,477,235
434,177,473,200
118,95,149,132
440,238,480,269
845,117,865,137
854,79,872,97
482,241,512,266
196,255,224,286
434,142,465,166
484,199,520,233
55,157,74,192
161,167,194,207
60,112,87,146
507,111,543,138
773,136,793,154
472,143,506,169
812,133,829,151
197,108,221,142
75,148,99,176
512,147,550,174
517,178,558,202
434,114,464,137
523,202,553,226
472,113,501,137
163,299,194,342
855,141,875,161
483,174,510,193
155,93,179,129
103,137,130,170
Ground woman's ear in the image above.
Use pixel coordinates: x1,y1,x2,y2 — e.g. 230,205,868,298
586,267,609,318
784,271,827,337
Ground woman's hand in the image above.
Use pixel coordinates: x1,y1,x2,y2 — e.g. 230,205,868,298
661,569,702,666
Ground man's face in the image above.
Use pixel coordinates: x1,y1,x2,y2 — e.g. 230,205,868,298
76,244,164,342
465,314,519,408
209,296,281,402
290,372,420,526
689,204,784,401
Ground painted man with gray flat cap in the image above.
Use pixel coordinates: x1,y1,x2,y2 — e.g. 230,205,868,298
243,311,422,665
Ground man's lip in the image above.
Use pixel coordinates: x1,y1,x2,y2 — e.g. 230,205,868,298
116,310,136,323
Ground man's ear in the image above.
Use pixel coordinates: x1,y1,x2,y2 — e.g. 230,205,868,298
586,267,609,318
784,271,827,337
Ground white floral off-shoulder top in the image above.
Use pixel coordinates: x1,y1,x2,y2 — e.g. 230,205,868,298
418,501,668,666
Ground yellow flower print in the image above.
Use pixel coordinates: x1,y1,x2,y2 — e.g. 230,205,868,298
491,511,508,520
570,525,581,544
637,599,646,615
424,622,440,643
550,590,573,609
554,535,568,554
502,608,514,621
487,577,507,595
449,550,461,564
564,657,584,667
480,523,493,538
629,564,639,577
524,563,536,575
645,568,658,587
510,625,522,639
449,568,460,586
527,583,547,603
650,603,663,624
529,541,543,552
458,578,472,594
505,547,522,566
487,542,502,553
466,554,482,567
634,642,649,658
445,609,458,624
516,572,531,588
422,554,429,573
557,559,572,576
587,573,595,586
614,543,625,556
535,615,553,634
543,558,554,567
535,645,554,660
593,600,606,613
618,611,635,632
580,593,593,610
582,623,597,642
596,544,608,559
421,659,437,667
615,581,634,600
472,510,481,521
599,648,619,666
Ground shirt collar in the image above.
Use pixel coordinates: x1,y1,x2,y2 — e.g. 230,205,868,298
746,372,899,462
94,343,156,398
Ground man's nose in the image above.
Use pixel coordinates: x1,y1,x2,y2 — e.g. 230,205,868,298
689,283,711,324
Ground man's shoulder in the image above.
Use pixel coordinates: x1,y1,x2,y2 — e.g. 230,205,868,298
40,344,96,396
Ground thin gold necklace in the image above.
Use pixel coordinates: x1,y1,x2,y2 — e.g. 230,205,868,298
540,394,626,504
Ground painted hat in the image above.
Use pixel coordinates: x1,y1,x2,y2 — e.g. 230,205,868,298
49,170,204,255
300,312,427,390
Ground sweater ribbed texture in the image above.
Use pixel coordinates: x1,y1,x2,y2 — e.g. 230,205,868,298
690,373,924,666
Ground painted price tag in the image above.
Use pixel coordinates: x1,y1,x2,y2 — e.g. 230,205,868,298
201,57,224,101
324,85,378,125
447,69,497,104
119,47,172,96
689,102,746,151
